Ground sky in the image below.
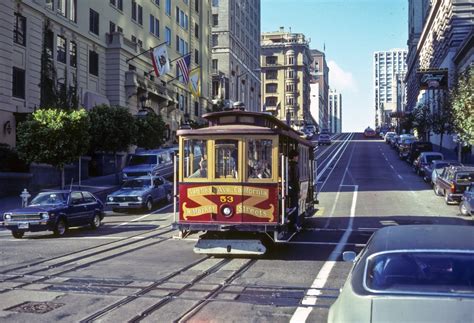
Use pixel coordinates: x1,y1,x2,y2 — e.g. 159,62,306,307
261,0,408,132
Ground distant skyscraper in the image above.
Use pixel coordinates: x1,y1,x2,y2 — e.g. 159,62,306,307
328,89,342,133
309,49,329,130
373,49,407,127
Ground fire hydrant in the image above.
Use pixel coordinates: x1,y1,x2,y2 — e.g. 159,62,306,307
20,189,31,207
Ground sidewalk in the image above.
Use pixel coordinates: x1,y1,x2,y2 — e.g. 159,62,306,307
0,174,121,216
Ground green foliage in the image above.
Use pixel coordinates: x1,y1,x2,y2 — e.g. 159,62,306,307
88,105,136,153
16,108,90,169
413,104,432,140
134,112,166,150
399,112,415,134
451,67,474,145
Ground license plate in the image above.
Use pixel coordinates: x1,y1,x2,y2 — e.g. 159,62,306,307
18,222,29,229
119,203,129,207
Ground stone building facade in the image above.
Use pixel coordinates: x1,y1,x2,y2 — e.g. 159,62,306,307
0,0,212,147
261,28,313,129
210,0,261,112
309,49,329,130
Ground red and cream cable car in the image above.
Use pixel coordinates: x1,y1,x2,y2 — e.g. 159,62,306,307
173,109,317,255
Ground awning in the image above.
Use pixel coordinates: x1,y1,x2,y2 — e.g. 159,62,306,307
83,91,110,109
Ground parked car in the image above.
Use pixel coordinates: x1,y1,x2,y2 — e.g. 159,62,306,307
384,132,396,143
407,141,433,163
318,133,331,145
3,190,104,239
426,160,463,184
459,184,474,216
107,175,172,213
398,137,417,159
121,148,174,181
434,166,474,204
413,152,443,176
364,127,376,137
389,134,400,148
328,225,474,323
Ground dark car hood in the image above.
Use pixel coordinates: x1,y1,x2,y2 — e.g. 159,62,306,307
109,188,149,197
7,205,66,213
122,165,156,173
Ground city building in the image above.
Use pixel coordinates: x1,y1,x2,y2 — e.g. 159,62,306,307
405,0,473,148
309,49,329,130
210,0,261,112
373,49,408,127
261,27,314,129
0,0,212,147
328,89,342,133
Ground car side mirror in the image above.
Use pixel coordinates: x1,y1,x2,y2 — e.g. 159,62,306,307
342,251,357,262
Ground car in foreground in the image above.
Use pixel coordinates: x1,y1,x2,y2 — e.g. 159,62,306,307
328,225,474,323
413,152,443,176
106,175,172,213
459,184,474,216
426,160,462,184
434,166,474,204
3,191,104,239
318,133,331,145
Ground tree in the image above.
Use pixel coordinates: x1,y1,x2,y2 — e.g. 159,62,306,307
451,67,474,146
431,91,454,151
413,104,432,140
16,108,90,188
134,112,166,149
399,112,415,134
88,105,136,183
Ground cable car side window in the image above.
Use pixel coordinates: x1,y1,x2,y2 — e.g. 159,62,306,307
215,139,239,179
183,139,207,179
248,139,272,179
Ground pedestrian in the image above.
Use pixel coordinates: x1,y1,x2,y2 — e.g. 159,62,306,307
288,149,301,231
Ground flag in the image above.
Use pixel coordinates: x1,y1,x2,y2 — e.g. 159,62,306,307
176,54,191,84
189,68,201,97
151,44,170,77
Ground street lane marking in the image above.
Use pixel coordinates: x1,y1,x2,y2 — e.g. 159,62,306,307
291,185,358,322
398,174,403,180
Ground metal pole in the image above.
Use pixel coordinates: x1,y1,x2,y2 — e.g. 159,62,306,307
173,153,178,224
125,40,168,63
78,157,81,188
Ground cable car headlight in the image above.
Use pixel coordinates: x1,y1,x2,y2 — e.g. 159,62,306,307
221,205,233,217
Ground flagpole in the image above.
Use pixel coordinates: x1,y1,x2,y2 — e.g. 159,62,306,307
144,52,193,76
166,66,200,84
126,40,168,63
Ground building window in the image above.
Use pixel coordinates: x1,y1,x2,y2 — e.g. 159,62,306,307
212,59,218,73
212,14,218,26
176,7,188,29
109,21,116,33
110,0,123,10
165,0,171,15
165,26,171,45
69,41,77,67
45,29,54,59
132,1,143,25
56,35,67,63
266,70,277,80
265,97,277,107
46,0,54,10
14,13,26,46
266,56,277,65
212,0,218,7
154,0,160,6
288,56,294,65
57,0,67,16
70,0,77,22
194,23,199,38
89,9,99,35
117,26,123,33
265,83,277,93
194,101,199,116
12,67,25,99
212,34,218,47
195,0,199,12
89,50,99,76
149,15,159,37
194,49,199,64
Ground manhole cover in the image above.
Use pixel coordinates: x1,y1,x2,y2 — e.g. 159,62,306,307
6,301,65,314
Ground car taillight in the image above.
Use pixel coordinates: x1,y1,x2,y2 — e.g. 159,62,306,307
451,183,456,193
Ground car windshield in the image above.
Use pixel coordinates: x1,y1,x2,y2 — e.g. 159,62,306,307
122,179,151,189
30,192,68,206
426,155,443,163
434,162,449,169
366,251,474,295
128,155,157,166
456,172,474,183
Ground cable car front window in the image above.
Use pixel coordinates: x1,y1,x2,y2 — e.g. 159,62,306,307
183,139,207,179
248,139,272,179
215,140,239,179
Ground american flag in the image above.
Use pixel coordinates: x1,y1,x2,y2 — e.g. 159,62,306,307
176,54,191,84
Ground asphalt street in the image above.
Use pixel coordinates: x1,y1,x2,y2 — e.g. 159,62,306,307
0,133,471,322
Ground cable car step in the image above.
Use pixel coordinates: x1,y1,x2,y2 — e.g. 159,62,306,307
194,239,266,255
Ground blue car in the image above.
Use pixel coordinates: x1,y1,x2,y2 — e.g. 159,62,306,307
121,148,175,181
460,184,474,216
106,176,172,213
3,190,104,239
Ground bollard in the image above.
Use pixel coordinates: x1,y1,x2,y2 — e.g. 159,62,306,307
20,188,31,208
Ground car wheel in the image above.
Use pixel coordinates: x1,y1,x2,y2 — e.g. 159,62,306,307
112,208,123,213
144,198,153,212
166,192,172,204
12,231,24,239
459,203,469,216
90,213,101,229
433,185,441,196
444,191,451,205
54,218,67,237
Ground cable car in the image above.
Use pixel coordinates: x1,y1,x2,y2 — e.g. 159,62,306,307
172,108,317,255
